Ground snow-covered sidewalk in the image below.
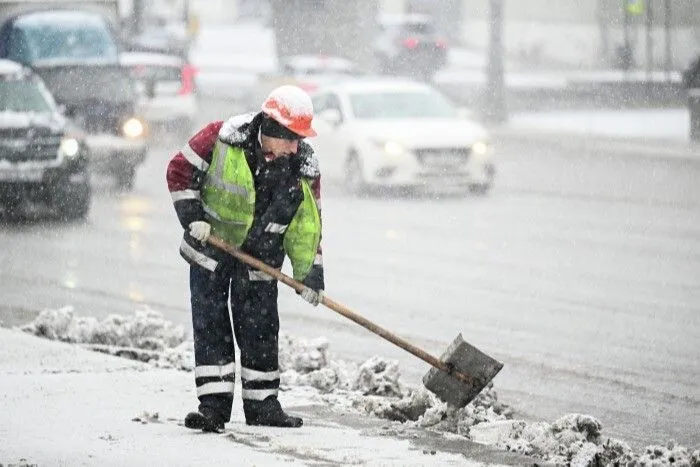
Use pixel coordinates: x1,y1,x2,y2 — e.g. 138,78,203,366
0,325,481,466
2,308,698,466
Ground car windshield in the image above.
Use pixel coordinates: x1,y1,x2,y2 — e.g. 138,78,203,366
0,76,53,112
19,21,118,62
349,90,458,119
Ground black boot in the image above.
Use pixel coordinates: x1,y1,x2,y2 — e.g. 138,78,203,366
184,408,225,433
244,397,303,428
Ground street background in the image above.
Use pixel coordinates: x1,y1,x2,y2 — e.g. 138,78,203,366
1,0,699,461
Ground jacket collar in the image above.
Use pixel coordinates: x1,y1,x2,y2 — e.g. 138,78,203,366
218,112,320,179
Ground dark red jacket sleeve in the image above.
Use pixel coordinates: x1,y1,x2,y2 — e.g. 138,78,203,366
165,120,223,229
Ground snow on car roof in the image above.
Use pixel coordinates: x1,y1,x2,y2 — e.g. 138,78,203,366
0,59,25,75
119,52,184,68
13,10,108,27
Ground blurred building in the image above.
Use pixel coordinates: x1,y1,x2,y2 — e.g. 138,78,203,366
190,0,699,73
459,0,698,70
381,0,698,70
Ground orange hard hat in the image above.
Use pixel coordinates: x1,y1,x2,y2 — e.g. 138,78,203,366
261,85,317,138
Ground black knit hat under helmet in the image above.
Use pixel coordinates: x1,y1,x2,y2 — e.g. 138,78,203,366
260,115,304,140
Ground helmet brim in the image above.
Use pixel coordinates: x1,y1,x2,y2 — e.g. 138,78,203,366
290,126,317,138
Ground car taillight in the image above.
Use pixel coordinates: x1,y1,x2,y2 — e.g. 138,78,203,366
403,37,419,49
436,39,447,49
179,64,198,96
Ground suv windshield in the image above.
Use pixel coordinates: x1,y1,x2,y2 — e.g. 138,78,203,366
12,15,118,63
0,75,53,112
350,90,457,119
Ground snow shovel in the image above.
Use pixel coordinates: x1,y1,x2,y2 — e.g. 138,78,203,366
207,234,504,408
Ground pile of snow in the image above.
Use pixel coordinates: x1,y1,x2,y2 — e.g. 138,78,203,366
470,418,700,467
20,307,700,466
20,306,194,370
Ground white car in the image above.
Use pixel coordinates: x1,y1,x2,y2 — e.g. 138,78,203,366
120,52,197,133
310,79,495,195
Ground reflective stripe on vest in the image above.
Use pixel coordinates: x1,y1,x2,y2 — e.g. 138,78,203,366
201,141,255,246
283,179,321,281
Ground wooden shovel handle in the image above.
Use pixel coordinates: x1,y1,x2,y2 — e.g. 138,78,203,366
207,234,474,385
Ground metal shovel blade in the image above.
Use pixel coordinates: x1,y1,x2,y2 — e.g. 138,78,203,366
422,334,504,408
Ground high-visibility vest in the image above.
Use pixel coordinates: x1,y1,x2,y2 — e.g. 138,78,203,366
201,141,256,247
284,179,321,281
201,140,321,281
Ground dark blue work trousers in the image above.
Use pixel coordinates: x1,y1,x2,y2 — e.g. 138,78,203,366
189,264,280,422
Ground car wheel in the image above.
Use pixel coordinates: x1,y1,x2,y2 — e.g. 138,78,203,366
344,154,366,196
116,166,137,191
469,164,495,196
56,183,91,220
468,183,492,196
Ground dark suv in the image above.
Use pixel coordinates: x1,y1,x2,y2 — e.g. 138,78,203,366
0,59,90,219
374,14,448,80
0,10,148,189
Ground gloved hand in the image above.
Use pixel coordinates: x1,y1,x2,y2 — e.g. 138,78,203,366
299,287,323,306
188,221,211,245
297,265,324,306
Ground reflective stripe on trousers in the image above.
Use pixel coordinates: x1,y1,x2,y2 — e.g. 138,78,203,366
241,367,280,401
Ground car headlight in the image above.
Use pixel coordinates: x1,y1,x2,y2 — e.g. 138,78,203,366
371,139,405,157
59,137,81,158
472,141,489,156
122,117,145,139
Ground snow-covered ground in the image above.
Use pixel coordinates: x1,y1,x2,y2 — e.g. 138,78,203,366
2,307,698,466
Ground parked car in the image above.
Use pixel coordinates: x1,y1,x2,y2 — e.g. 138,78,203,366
247,54,365,110
0,59,90,219
126,16,192,59
120,51,197,134
374,13,448,80
0,10,148,189
277,55,365,91
310,79,495,195
122,0,195,59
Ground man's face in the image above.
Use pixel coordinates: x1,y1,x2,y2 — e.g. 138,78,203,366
261,134,299,161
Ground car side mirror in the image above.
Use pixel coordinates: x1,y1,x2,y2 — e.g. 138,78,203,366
318,108,342,126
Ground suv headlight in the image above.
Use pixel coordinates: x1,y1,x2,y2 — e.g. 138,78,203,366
472,141,489,156
59,137,81,158
122,117,145,139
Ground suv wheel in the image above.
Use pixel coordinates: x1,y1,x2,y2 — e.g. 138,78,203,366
116,166,137,190
344,154,367,196
56,184,91,220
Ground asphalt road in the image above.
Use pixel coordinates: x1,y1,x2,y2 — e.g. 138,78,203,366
1,122,698,451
